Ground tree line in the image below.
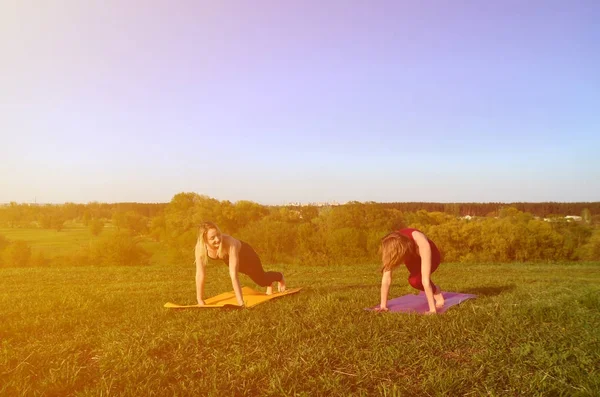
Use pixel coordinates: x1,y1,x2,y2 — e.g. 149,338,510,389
0,202,166,230
1,194,599,267
1,200,599,230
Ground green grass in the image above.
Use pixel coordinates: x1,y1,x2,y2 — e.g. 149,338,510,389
0,227,103,257
0,227,168,265
1,262,599,396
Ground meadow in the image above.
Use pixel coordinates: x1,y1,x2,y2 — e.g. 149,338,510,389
1,259,599,396
0,226,102,258
0,226,169,266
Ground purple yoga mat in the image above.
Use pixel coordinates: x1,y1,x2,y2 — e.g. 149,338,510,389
367,292,476,313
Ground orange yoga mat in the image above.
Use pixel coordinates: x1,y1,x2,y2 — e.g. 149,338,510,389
164,286,302,309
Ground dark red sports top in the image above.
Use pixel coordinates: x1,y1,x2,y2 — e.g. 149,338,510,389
397,228,441,273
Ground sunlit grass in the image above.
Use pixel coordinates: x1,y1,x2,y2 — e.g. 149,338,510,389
0,226,114,258
1,262,598,395
0,227,169,265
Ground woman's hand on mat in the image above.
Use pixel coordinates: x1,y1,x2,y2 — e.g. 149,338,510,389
374,307,389,312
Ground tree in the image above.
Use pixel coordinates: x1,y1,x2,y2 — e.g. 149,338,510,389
149,215,167,242
232,200,269,230
237,217,297,263
296,222,327,265
2,241,32,267
31,251,51,267
326,227,367,264
112,211,127,231
444,203,461,217
0,234,9,252
123,211,149,236
91,232,151,266
6,202,23,228
0,234,10,267
581,208,592,224
82,210,92,226
576,230,600,260
89,219,105,236
52,216,66,232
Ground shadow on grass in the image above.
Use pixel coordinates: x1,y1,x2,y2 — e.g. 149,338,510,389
311,284,380,293
461,284,516,297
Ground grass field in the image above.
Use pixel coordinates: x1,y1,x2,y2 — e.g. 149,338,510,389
0,227,103,258
0,227,169,266
1,261,599,396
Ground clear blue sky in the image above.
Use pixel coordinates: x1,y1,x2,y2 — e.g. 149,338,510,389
1,0,599,204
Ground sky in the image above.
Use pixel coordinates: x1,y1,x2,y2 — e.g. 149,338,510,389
1,0,599,205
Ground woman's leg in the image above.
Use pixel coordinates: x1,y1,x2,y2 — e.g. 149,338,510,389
239,246,284,292
408,273,444,306
408,260,443,306
408,273,427,291
430,259,444,307
433,285,445,308
246,269,284,293
408,273,440,293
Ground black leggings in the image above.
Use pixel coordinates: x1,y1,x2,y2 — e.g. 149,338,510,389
237,242,283,287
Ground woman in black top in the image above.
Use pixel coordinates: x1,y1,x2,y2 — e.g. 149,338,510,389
194,221,286,306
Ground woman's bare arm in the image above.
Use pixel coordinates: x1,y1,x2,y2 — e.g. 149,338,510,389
195,242,206,305
377,270,393,311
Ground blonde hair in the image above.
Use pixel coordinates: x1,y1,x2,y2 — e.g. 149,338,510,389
380,232,416,272
196,221,224,265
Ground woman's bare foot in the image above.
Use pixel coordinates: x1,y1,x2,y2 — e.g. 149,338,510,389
278,275,286,292
266,284,273,295
434,286,445,308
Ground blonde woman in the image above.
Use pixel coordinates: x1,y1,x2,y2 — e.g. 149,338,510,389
376,228,445,313
195,222,286,306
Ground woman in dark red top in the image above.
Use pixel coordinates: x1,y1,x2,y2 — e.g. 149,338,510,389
376,228,444,313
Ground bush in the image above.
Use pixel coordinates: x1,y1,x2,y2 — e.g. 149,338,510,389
237,218,298,263
89,219,105,236
326,227,367,264
31,251,51,267
0,234,10,267
577,230,600,260
90,232,151,266
2,240,32,267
